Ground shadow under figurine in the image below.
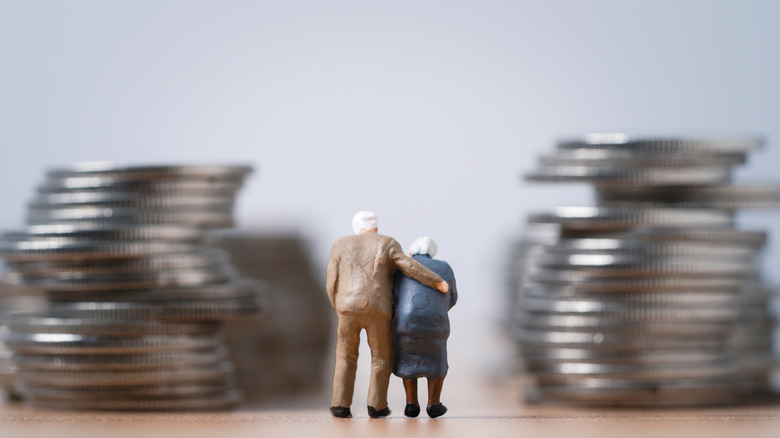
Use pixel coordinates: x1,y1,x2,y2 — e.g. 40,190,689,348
325,211,448,419
393,237,457,418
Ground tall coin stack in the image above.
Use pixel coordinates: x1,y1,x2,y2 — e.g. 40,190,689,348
0,164,262,410
512,135,779,407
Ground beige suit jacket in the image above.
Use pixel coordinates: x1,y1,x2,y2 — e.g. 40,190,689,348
326,232,443,319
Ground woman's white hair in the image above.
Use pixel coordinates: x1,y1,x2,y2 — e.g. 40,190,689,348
409,236,437,257
351,211,378,234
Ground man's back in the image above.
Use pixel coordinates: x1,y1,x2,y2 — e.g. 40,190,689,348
327,232,399,317
326,232,444,319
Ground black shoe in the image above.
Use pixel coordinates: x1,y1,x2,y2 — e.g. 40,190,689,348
330,406,352,418
367,406,391,418
426,404,447,418
404,404,420,418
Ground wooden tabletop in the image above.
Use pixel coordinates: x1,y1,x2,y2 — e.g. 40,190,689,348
3,376,780,438
2,325,779,438
2,389,780,438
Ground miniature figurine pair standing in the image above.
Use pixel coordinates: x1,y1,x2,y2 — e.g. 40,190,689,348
325,211,457,419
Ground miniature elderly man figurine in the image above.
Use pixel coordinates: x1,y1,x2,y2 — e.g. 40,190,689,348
326,211,449,418
393,237,457,418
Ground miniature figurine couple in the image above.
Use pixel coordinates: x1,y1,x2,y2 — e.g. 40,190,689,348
326,211,457,419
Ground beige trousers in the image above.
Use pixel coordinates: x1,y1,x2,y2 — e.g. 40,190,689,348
331,313,392,410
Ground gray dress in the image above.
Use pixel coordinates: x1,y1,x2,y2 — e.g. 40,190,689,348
392,254,457,379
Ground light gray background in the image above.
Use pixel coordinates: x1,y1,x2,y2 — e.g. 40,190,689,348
2,0,780,326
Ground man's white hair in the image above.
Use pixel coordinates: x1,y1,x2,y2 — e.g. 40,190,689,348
409,236,438,258
351,211,378,234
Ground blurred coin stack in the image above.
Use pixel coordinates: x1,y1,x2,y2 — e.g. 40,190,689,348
0,279,45,399
0,164,262,410
216,234,332,402
512,135,779,407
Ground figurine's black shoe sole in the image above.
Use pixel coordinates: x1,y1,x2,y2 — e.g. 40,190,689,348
404,404,420,417
330,406,352,418
367,406,391,418
427,404,447,418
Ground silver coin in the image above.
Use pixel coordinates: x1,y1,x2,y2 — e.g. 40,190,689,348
45,281,264,302
39,178,244,195
16,362,234,387
10,250,229,276
526,269,748,291
9,224,205,242
515,328,726,349
521,285,739,305
19,382,234,399
517,313,734,333
5,313,220,336
525,165,732,186
601,199,780,211
46,164,253,180
531,378,743,407
597,184,780,199
31,192,235,209
537,149,746,167
534,374,743,392
12,348,229,371
26,206,235,228
519,346,730,364
4,332,224,354
515,297,739,329
519,296,738,316
559,227,767,247
26,389,241,411
543,238,756,259
528,206,733,230
47,298,263,321
599,198,780,210
27,266,237,291
528,360,737,381
0,239,200,261
557,134,764,153
533,254,756,277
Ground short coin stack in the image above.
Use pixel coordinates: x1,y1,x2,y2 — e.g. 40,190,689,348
0,164,261,410
513,135,779,407
216,234,332,402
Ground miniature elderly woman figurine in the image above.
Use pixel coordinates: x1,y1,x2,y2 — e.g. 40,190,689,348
393,237,457,418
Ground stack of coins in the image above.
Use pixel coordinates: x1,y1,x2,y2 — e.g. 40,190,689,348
216,234,332,402
0,279,45,399
0,164,261,410
4,314,239,410
512,135,779,407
